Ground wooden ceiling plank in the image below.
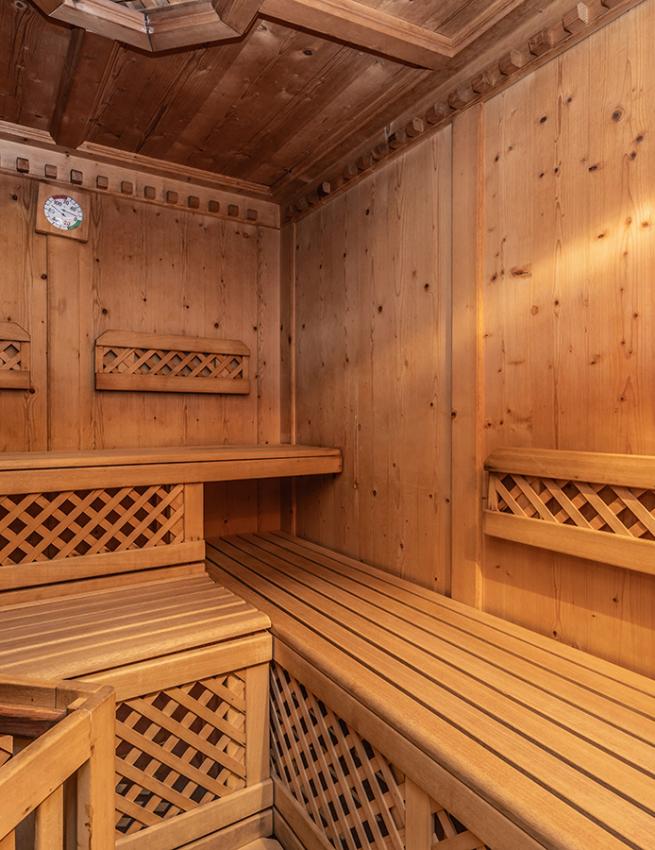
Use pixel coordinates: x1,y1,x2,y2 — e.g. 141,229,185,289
87,49,196,153
216,42,361,179
259,0,454,68
232,47,398,183
1,2,70,132
199,32,346,176
134,43,250,162
150,22,302,169
50,30,120,149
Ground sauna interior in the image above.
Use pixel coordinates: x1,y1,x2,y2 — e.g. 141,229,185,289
1,0,654,847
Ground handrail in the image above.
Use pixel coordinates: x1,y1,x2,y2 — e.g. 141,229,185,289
484,447,655,575
0,677,115,849
485,446,655,488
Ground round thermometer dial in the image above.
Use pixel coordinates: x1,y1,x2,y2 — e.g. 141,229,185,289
43,194,84,232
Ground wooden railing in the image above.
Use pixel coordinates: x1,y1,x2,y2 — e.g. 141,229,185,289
0,677,115,850
484,447,655,575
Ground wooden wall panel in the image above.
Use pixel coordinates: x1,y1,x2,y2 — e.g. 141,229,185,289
0,175,47,451
452,1,655,675
0,176,281,532
292,130,452,591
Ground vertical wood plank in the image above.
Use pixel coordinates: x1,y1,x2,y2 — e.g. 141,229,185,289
450,104,485,609
35,786,64,850
280,220,297,534
0,175,47,451
183,483,204,541
245,663,270,785
256,225,282,532
47,229,94,451
405,780,432,850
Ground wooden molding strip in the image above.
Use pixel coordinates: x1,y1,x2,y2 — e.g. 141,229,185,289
484,511,655,577
0,542,206,592
260,0,453,67
281,0,645,219
0,122,279,229
485,447,655,489
96,330,250,356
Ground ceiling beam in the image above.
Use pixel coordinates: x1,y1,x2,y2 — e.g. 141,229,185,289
50,29,120,149
260,0,454,68
30,0,454,66
212,0,265,34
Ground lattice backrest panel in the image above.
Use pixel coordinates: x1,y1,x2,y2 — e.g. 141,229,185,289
488,472,655,540
0,484,184,565
0,322,30,390
484,448,655,575
115,670,247,836
270,662,406,850
95,330,250,395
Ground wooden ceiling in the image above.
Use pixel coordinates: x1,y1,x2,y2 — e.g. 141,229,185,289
0,0,636,208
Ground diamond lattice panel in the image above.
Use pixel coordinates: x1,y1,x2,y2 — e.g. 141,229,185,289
490,473,655,540
0,484,185,565
270,663,405,850
115,672,247,835
0,340,23,371
101,346,246,381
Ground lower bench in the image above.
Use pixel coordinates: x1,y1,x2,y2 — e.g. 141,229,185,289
207,532,655,850
0,565,273,850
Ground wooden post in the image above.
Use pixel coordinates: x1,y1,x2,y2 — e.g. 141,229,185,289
76,688,115,850
245,663,270,785
183,482,205,542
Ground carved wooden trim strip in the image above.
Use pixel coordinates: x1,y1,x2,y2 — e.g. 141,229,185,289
0,127,278,229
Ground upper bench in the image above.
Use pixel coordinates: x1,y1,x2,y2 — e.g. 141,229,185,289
0,444,341,598
0,444,342,493
207,531,655,850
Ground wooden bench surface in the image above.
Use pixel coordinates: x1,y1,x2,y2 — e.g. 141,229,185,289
0,567,270,680
207,532,655,850
0,444,342,493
